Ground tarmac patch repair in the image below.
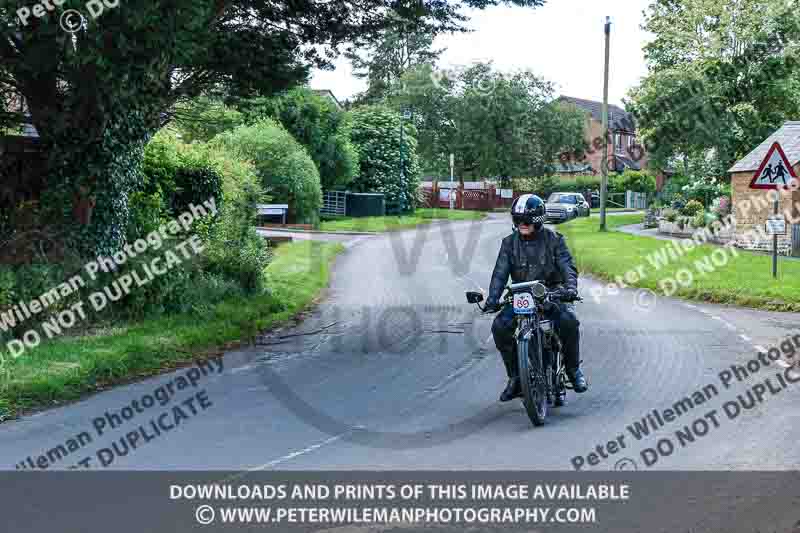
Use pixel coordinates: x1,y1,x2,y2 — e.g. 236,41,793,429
15,358,223,469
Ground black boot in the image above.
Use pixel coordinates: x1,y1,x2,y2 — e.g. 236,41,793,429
567,367,588,393
500,349,522,402
500,377,522,402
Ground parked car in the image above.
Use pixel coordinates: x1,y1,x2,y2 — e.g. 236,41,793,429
545,192,591,223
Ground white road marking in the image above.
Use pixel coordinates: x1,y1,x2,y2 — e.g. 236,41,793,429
247,432,351,471
230,364,258,374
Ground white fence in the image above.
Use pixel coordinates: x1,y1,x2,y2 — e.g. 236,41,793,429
321,191,347,216
626,191,647,209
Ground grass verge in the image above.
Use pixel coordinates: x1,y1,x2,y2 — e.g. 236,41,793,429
0,241,344,420
559,214,800,311
318,208,485,232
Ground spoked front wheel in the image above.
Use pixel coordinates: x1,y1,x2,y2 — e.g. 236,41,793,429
517,329,547,426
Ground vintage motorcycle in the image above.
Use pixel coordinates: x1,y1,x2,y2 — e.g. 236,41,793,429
466,281,582,426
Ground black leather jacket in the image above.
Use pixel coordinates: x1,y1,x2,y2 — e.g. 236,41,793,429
487,227,578,305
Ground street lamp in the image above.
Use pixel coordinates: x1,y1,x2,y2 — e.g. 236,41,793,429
399,108,412,213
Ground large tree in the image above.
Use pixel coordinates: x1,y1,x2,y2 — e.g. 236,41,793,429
236,88,360,191
346,24,445,104
390,62,585,181
627,0,800,179
0,0,547,255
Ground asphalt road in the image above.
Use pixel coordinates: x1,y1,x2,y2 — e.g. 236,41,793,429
3,213,800,473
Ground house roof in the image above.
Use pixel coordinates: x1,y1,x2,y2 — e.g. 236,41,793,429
728,121,800,173
557,96,637,132
614,154,641,172
312,89,342,110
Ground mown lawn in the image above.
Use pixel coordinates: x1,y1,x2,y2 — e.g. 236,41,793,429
559,214,800,311
0,241,344,420
318,208,486,232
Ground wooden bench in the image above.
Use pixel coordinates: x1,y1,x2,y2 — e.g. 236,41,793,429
256,204,289,225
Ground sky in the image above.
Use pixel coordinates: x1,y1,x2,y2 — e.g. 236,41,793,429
310,0,654,108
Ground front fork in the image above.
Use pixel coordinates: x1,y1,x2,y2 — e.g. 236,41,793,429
517,314,566,399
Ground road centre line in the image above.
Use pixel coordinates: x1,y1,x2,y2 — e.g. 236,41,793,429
247,431,353,471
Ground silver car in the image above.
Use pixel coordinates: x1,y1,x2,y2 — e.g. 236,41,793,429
545,192,591,223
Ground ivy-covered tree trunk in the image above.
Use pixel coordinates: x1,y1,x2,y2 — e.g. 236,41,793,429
39,115,150,256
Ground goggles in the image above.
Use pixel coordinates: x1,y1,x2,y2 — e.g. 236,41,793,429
513,213,546,226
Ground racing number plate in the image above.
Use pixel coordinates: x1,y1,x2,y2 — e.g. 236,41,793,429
513,292,535,314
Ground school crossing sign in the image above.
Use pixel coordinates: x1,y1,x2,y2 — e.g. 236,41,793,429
749,141,798,189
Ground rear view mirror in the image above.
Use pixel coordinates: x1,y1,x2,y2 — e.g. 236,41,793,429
466,291,484,304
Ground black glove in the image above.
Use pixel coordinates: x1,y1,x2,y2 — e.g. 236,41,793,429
483,300,501,313
557,288,579,302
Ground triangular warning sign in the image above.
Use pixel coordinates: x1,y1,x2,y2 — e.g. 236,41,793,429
749,142,798,189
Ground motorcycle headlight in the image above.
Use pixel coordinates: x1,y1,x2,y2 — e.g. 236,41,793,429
531,282,546,298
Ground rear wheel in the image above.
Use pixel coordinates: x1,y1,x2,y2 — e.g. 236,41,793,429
518,329,547,426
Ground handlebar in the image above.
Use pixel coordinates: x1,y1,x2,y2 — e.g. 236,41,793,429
480,284,582,314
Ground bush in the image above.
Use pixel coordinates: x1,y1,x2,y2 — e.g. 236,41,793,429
575,175,602,192
662,208,678,222
200,180,272,294
660,174,690,204
513,175,560,197
611,170,656,194
140,129,181,199
215,120,322,224
681,176,728,204
671,193,687,210
139,129,224,220
127,190,169,242
172,163,223,216
349,105,421,213
690,211,707,228
96,239,206,319
239,89,360,191
680,199,704,217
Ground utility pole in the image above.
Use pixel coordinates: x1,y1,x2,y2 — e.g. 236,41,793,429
600,16,611,231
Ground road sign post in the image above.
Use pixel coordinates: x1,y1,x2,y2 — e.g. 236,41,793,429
773,201,779,278
749,141,798,279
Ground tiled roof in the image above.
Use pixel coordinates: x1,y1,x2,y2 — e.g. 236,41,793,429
728,121,800,173
557,96,637,132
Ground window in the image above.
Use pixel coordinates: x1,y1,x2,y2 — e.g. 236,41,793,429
614,134,621,150
627,136,634,148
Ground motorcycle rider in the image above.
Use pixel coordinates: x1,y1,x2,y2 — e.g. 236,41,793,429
484,193,588,402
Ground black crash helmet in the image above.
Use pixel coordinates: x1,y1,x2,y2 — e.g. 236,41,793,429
511,193,546,230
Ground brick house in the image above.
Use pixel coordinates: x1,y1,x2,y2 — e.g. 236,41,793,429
556,96,649,180
728,121,800,255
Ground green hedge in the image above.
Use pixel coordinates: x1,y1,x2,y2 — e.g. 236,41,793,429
512,175,603,198
349,105,421,214
215,120,322,224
